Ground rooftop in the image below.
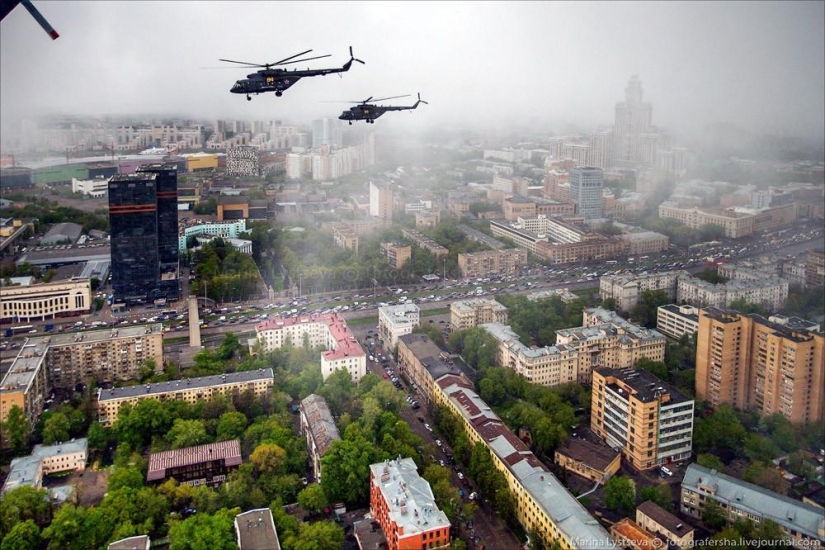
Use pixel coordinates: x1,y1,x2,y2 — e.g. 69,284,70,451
234,508,280,550
682,464,825,541
107,536,151,550
596,367,691,405
370,457,451,536
398,333,465,381
147,439,242,482
1,456,42,494
636,500,694,537
98,368,272,402
300,394,341,458
256,314,365,362
32,438,88,459
437,378,613,546
451,298,507,315
556,438,620,472
610,518,659,548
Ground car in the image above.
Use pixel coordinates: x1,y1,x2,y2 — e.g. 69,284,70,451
439,460,445,466
424,423,432,432
436,439,442,447
469,492,477,500
457,472,464,480
660,466,673,476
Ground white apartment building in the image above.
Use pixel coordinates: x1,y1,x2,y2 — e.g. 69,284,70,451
1,278,92,322
2,438,88,495
656,304,700,340
599,271,687,313
677,275,788,311
378,304,420,348
254,314,365,381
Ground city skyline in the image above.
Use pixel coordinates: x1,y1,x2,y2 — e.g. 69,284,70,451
1,2,823,143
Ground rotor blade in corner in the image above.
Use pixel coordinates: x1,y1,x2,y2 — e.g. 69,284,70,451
372,94,411,103
279,54,332,66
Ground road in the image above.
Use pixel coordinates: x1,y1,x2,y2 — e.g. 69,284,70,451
362,341,522,550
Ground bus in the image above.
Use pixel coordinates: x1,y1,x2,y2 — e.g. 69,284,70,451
5,325,34,337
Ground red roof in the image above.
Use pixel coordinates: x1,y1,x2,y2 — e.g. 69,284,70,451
147,440,242,481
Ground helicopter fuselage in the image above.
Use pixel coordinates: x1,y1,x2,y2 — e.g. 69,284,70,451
230,60,354,97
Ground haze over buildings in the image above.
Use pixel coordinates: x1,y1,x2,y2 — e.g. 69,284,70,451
1,2,823,142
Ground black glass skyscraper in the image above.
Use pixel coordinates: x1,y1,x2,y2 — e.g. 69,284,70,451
109,164,180,304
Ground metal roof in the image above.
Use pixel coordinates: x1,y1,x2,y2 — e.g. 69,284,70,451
147,439,242,482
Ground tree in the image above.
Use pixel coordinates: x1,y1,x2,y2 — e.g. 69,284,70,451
168,507,239,550
216,411,248,442
167,419,210,449
250,443,287,476
287,521,345,550
42,412,70,445
107,466,145,492
742,462,787,494
639,483,673,511
297,483,328,515
1,405,28,454
1,519,41,550
0,486,50,536
604,475,636,514
703,498,727,530
321,437,385,505
697,453,725,471
87,421,109,454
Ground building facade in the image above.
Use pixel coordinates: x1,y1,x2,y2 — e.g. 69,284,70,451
1,278,92,322
599,271,686,313
370,182,393,222
591,367,694,470
450,298,508,330
379,242,412,269
636,500,694,549
109,164,179,305
378,304,420,349
401,229,448,258
656,304,700,340
253,314,365,382
695,308,825,424
677,275,788,312
97,369,274,426
457,248,527,278
569,167,604,220
146,440,242,488
807,248,825,287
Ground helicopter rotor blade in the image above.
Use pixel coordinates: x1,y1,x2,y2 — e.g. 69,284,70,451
270,49,313,66
417,93,428,105
219,58,267,67
279,54,332,66
371,94,411,103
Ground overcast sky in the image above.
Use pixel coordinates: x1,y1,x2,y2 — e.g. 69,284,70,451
1,1,823,142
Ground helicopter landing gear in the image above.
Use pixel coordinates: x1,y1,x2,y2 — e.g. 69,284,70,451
275,91,283,97
246,95,251,101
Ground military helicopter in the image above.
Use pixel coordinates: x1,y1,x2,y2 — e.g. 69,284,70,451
337,94,428,124
220,47,364,100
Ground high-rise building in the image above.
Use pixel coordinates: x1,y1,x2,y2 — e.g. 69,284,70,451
107,165,178,305
369,182,393,222
137,164,180,301
589,130,613,168
569,166,604,220
312,118,342,149
591,367,694,470
695,308,825,424
613,75,653,168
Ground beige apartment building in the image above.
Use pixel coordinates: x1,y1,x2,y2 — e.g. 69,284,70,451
401,228,448,258
97,369,274,426
1,278,92,322
635,501,694,549
677,275,788,312
379,242,411,269
332,225,359,253
0,324,164,430
415,210,440,229
457,248,527,278
591,367,694,471
450,298,508,330
695,308,825,424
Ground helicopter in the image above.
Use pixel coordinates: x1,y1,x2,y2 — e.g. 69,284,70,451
337,94,428,124
220,47,364,100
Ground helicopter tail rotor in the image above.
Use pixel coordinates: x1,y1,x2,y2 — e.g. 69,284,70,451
349,46,365,65
417,93,429,105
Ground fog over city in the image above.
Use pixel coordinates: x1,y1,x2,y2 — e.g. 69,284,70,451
1,1,823,143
